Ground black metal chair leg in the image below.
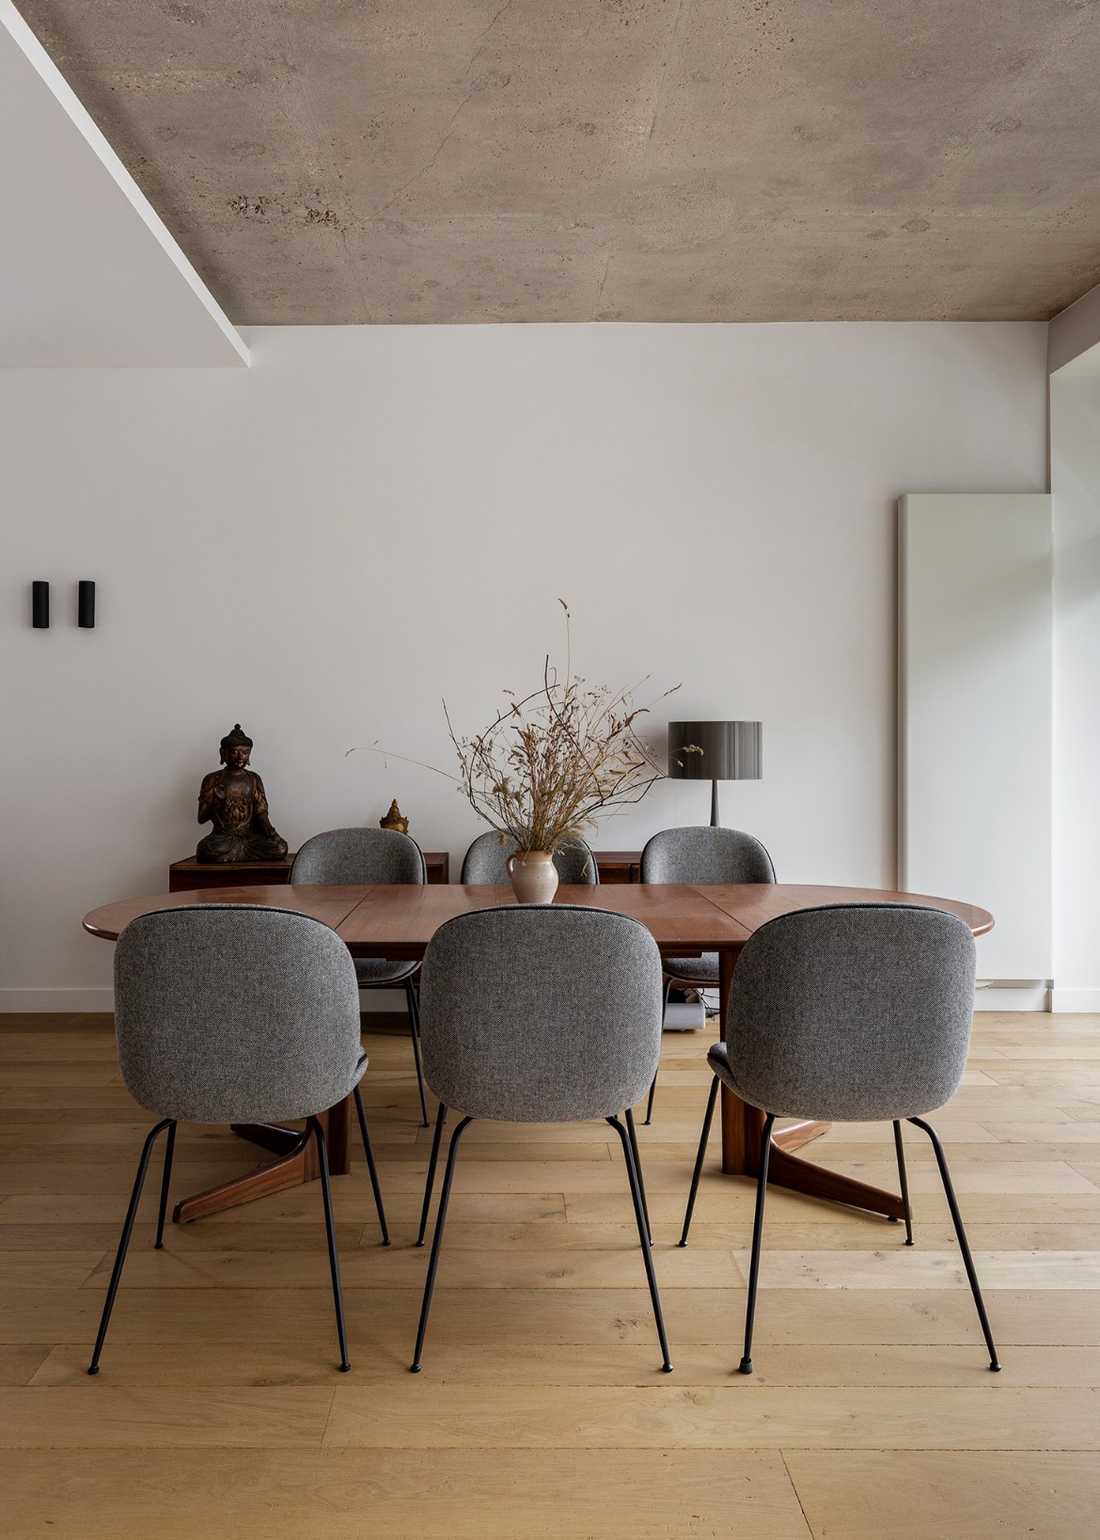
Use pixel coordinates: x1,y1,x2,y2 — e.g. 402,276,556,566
416,1101,449,1247
405,980,430,1128
87,1118,173,1375
411,1113,471,1372
644,1071,658,1126
893,1120,914,1246
607,1116,672,1372
679,1075,719,1247
624,1107,652,1246
153,1119,177,1250
353,1085,390,1246
310,1116,352,1373
738,1111,775,1375
910,1116,1001,1371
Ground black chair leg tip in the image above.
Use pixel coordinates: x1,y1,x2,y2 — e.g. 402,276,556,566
86,1364,99,1376
737,1358,753,1375
904,1238,915,1246
381,1238,392,1247
661,1362,673,1374
154,1241,164,1250
677,1239,687,1248
990,1360,1002,1372
339,1362,351,1373
887,1215,899,1223
409,1363,422,1374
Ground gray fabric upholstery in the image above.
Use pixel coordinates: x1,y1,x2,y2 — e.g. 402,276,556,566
291,827,427,886
663,953,720,985
113,906,366,1124
640,825,776,885
354,957,419,986
460,831,599,886
712,904,976,1122
419,905,663,1122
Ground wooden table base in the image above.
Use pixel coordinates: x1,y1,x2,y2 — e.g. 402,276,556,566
718,1089,905,1220
172,1096,351,1225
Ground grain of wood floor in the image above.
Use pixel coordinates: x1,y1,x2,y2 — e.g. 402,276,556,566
2,1012,1099,1538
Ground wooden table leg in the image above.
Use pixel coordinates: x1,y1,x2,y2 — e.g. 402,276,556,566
716,946,903,1220
173,1094,351,1225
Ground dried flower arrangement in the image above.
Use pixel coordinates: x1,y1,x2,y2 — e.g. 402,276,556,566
351,601,678,856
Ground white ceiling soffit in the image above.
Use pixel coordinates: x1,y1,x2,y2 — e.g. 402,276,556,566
1049,282,1100,378
0,2,246,366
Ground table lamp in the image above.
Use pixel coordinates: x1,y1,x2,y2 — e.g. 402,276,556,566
667,720,763,826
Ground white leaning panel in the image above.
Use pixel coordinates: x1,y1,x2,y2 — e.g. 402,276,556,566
899,493,1052,982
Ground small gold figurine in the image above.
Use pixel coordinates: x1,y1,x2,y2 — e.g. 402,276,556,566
379,799,409,834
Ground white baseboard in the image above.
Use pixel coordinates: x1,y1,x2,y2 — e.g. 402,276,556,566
0,987,115,1012
974,983,1051,1012
1051,987,1100,1014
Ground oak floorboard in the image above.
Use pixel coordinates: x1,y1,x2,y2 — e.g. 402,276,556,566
324,1382,1100,1450
741,1248,1100,1289
0,1346,50,1386
0,1449,812,1540
0,1386,334,1448
784,1450,1100,1539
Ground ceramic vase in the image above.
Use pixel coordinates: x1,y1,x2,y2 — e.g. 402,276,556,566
507,850,559,904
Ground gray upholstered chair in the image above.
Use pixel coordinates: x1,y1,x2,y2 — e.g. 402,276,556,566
638,825,775,1123
460,831,599,886
679,903,1001,1375
409,905,671,1374
292,828,430,1127
88,906,388,1377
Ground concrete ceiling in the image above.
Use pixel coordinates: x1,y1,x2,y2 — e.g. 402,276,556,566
15,0,1100,325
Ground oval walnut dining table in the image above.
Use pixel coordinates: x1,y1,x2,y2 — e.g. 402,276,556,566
83,881,993,1229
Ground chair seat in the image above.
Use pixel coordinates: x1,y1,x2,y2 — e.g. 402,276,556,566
664,952,719,984
354,958,420,987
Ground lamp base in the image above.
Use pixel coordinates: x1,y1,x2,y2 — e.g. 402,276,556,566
710,779,720,827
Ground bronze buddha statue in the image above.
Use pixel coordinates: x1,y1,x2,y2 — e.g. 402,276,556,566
196,724,288,864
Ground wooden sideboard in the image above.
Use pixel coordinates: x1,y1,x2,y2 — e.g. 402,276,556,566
170,849,641,891
169,852,451,890
590,850,642,884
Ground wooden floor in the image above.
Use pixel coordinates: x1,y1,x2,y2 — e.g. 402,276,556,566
2,1013,1099,1538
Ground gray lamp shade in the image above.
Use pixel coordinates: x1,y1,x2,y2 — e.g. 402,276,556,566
667,721,763,783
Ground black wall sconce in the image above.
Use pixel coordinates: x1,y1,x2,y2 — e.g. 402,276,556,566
31,581,50,628
78,580,96,629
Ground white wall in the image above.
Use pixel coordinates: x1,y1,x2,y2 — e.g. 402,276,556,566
0,323,1047,1008
1051,355,1100,1010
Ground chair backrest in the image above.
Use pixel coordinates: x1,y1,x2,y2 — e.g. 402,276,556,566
460,830,599,886
725,904,976,1122
419,906,662,1122
291,827,426,886
113,906,363,1124
640,825,775,885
